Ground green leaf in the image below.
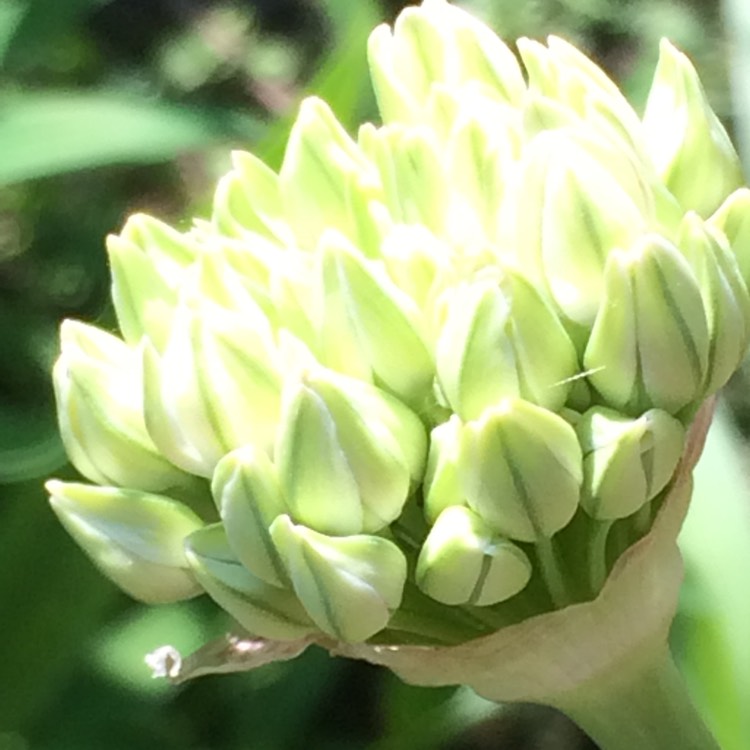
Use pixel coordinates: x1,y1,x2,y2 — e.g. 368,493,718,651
0,0,26,63
0,89,263,184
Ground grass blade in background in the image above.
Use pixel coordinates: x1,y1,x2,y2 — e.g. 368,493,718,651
0,90,263,185
675,406,750,750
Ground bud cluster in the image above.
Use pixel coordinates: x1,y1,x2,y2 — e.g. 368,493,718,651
48,0,750,644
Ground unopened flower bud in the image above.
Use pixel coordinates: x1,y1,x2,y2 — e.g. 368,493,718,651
142,303,283,477
460,399,582,542
47,480,203,603
211,447,288,587
416,505,532,606
276,370,426,536
584,234,709,415
184,524,315,640
642,39,743,217
212,150,295,246
423,416,464,524
360,123,447,234
53,321,190,492
270,514,407,642
519,36,644,154
577,407,685,520
709,187,750,290
516,129,650,327
678,212,750,393
279,97,371,248
367,3,450,122
106,214,199,348
318,231,433,405
436,272,578,419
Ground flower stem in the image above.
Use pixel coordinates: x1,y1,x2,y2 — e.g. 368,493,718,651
534,534,572,609
632,499,653,538
588,519,614,596
552,641,720,750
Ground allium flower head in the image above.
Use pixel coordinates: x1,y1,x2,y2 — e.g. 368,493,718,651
48,0,750,652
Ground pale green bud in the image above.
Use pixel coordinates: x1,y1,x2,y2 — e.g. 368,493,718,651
318,231,433,406
142,303,282,477
436,272,578,419
367,4,450,119
275,370,427,536
360,123,447,235
519,36,644,154
367,23,421,125
577,407,685,520
423,416,464,524
270,514,407,642
445,2,525,105
54,321,191,491
368,1,524,124
184,524,315,640
107,214,199,348
678,212,750,393
460,399,582,542
46,480,203,603
709,187,750,290
416,505,532,606
516,129,650,327
212,150,295,246
584,234,710,415
211,447,288,587
279,97,373,249
643,39,743,217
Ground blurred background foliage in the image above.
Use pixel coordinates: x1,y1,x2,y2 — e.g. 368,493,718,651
1,0,750,748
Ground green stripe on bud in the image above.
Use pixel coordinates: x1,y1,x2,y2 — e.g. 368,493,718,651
643,39,743,217
276,371,427,535
211,447,288,587
436,272,578,420
460,399,582,542
446,108,516,244
577,407,685,520
584,234,710,415
318,231,433,406
416,505,532,606
275,382,363,536
269,515,407,643
184,524,315,640
678,212,750,393
47,480,203,603
54,321,190,492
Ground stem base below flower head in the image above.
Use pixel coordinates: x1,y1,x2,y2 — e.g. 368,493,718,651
551,639,719,750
